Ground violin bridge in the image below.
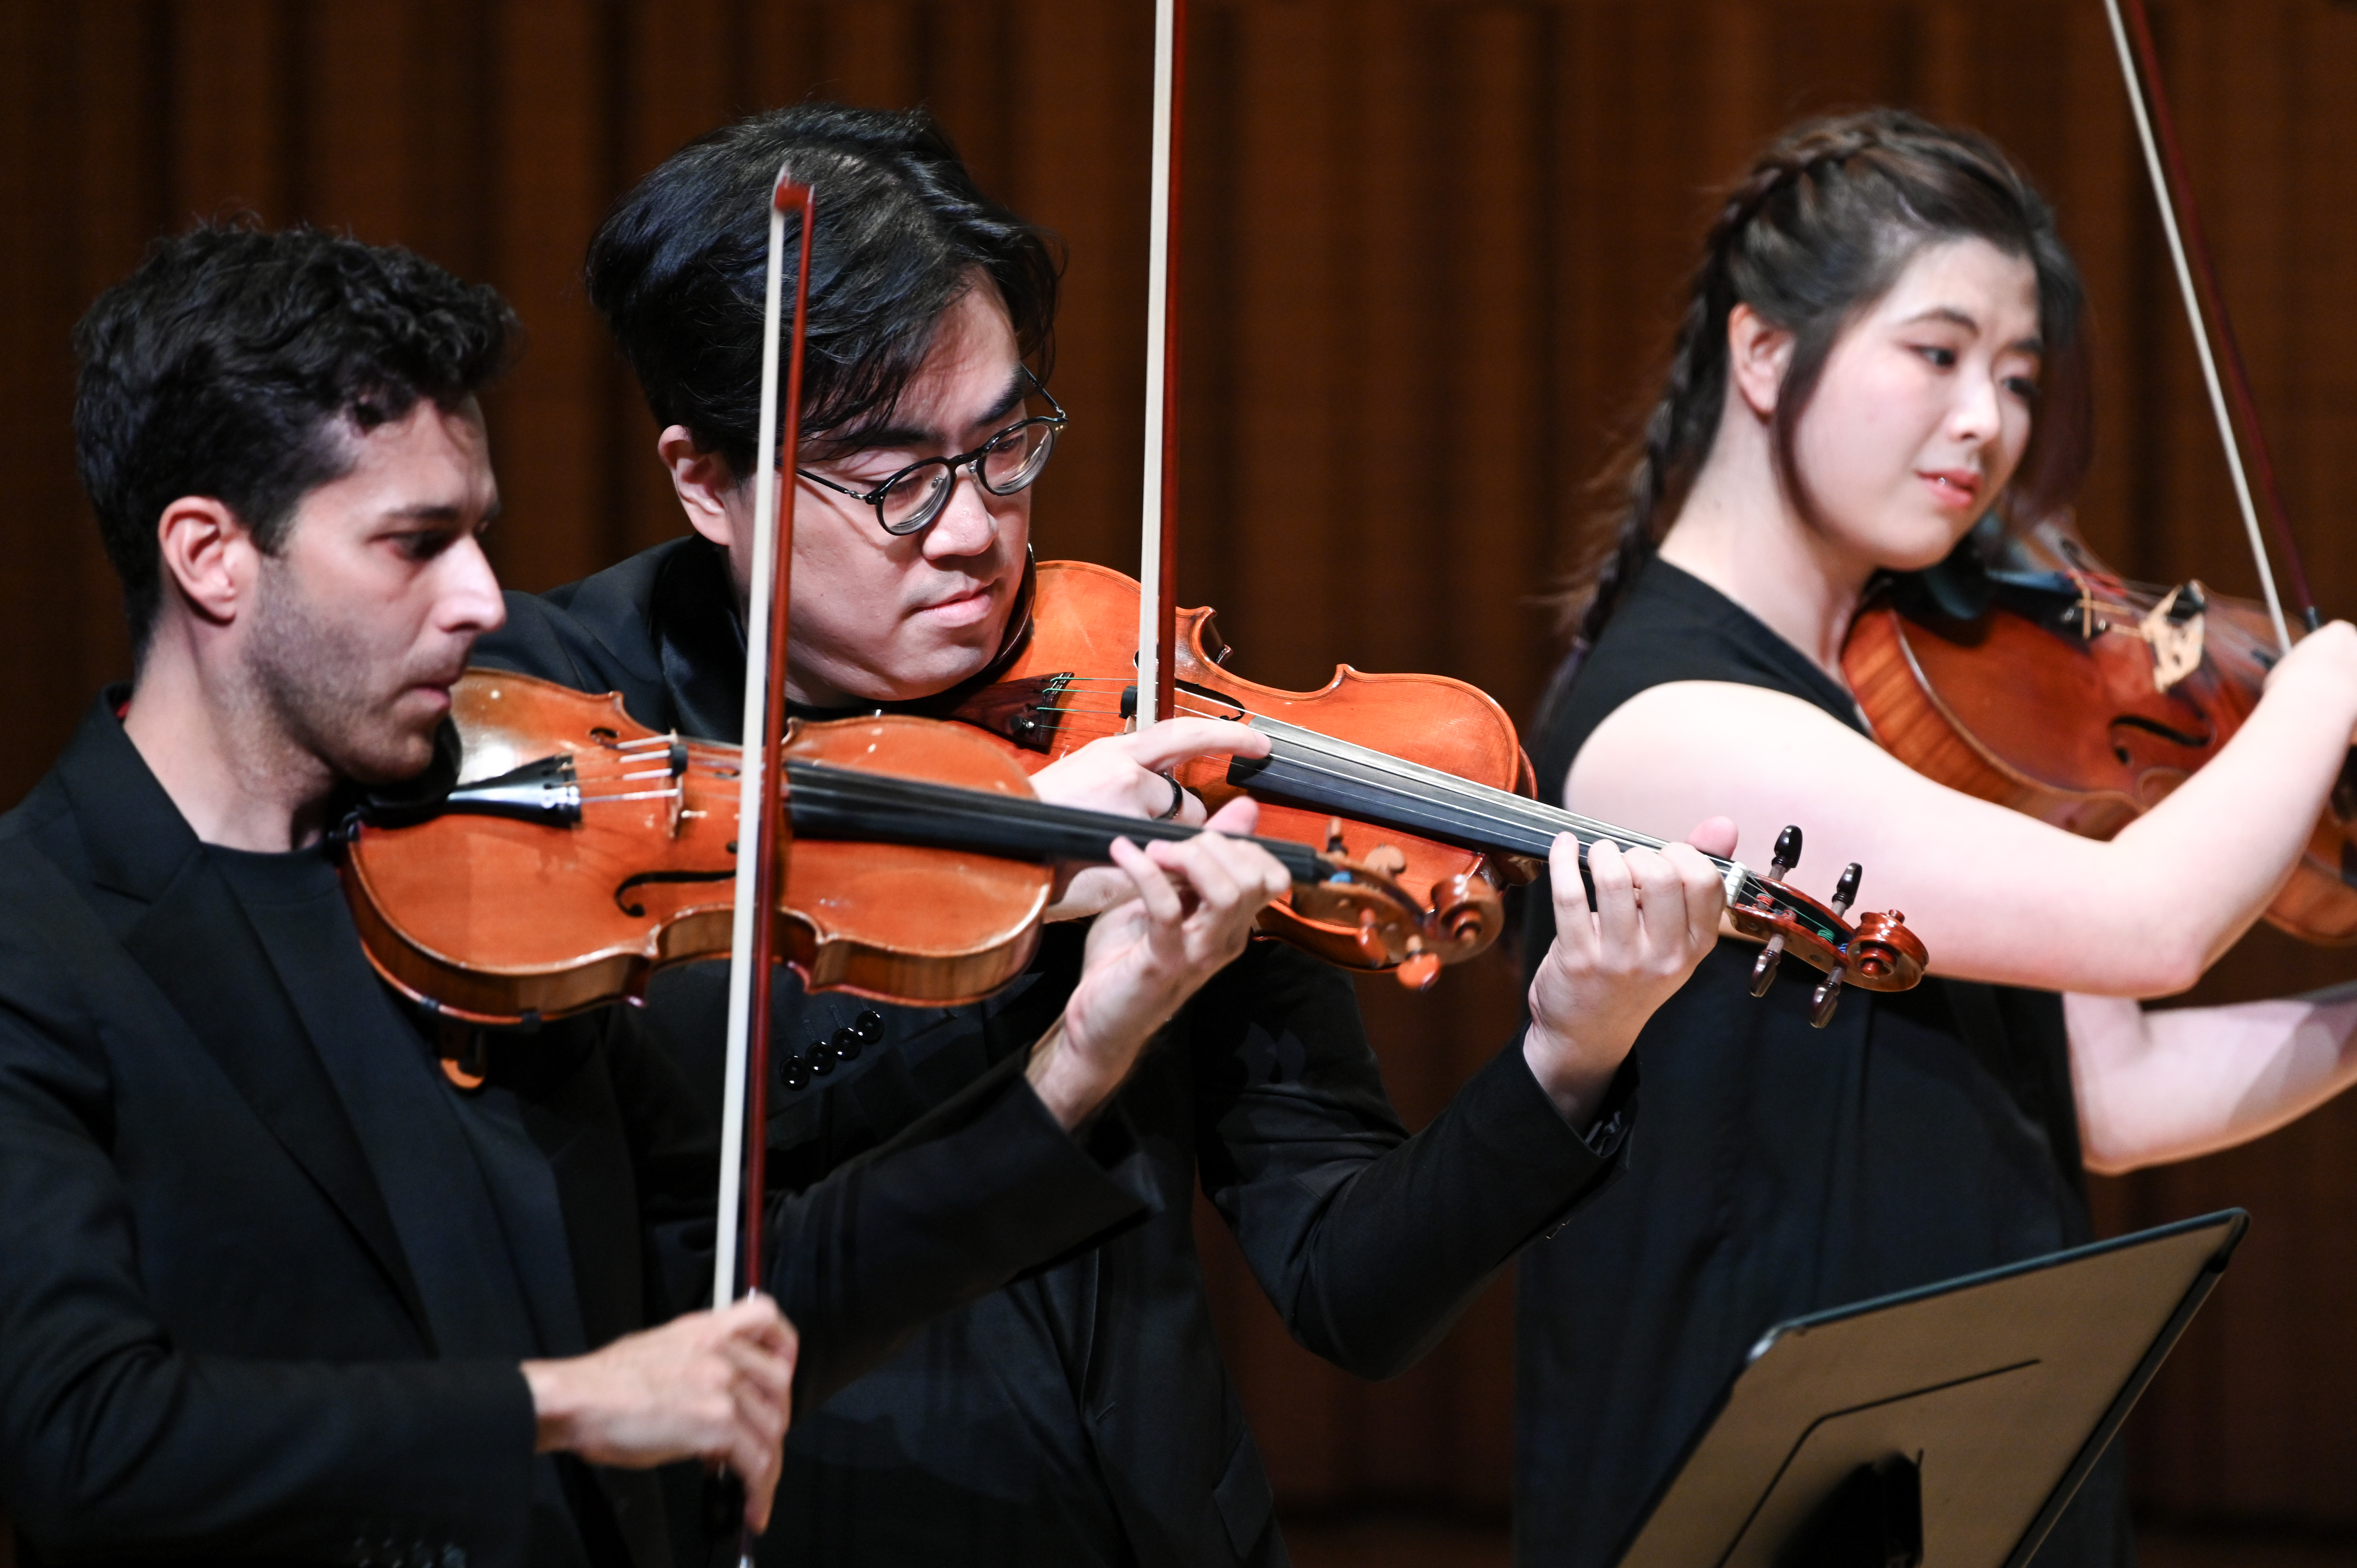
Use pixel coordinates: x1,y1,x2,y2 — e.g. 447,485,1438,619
2139,583,2207,693
663,733,690,836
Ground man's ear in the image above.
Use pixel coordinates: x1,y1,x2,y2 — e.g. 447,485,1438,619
154,495,257,626
1727,303,1796,420
658,425,742,550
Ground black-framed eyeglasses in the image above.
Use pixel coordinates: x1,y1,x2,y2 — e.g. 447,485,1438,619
797,370,1068,537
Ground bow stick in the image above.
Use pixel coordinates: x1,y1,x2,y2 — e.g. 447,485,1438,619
1135,0,1187,726
712,167,816,1327
2104,0,2318,653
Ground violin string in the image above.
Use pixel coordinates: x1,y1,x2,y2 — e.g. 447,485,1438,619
533,749,1797,918
1041,722,1843,912
534,706,1769,889
1007,696,1731,872
1016,692,1641,837
1252,737,1694,862
523,706,1853,920
573,765,686,783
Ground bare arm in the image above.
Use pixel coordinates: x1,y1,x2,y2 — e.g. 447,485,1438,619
1566,621,2357,996
2068,985,2357,1173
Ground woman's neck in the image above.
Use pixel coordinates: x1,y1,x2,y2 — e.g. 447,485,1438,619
1654,426,1878,682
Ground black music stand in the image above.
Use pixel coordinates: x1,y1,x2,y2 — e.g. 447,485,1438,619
1611,1210,2246,1568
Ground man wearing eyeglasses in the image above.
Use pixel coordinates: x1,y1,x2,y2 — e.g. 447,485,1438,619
478,104,1731,1568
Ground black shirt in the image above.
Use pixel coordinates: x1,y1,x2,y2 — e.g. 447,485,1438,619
1511,558,2131,1567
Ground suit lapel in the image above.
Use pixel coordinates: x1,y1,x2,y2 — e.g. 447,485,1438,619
57,696,434,1342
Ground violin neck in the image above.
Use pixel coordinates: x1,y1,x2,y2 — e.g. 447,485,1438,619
1226,717,1744,885
783,759,1330,883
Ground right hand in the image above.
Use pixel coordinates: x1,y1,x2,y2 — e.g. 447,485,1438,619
521,1294,797,1532
2263,618,2357,719
1028,796,1292,1126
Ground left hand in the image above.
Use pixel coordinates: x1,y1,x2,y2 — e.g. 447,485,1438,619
1034,719,1270,919
1028,795,1290,1126
1523,817,1736,1126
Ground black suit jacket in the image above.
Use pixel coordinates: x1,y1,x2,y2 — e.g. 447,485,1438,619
477,537,1640,1568
0,696,1147,1568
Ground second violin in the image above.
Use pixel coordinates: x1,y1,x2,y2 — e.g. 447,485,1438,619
951,561,1926,1022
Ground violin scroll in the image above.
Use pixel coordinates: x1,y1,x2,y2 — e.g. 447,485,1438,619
1724,823,1927,1028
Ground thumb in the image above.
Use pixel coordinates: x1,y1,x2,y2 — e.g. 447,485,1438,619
1682,816,1738,859
1202,794,1262,837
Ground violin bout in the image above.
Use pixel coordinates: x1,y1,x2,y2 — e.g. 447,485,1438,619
342,674,1056,1025
953,559,1538,988
1844,533,2357,946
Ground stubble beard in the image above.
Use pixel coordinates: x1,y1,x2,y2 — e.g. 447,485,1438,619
244,558,444,787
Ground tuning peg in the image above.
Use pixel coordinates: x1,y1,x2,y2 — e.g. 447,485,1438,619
1326,817,1347,855
1750,936,1786,996
1770,825,1802,881
1811,968,1845,1029
1395,938,1442,992
1831,863,1862,918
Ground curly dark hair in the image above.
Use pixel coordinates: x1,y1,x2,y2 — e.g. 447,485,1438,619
586,101,1061,479
73,222,519,656
1561,108,2093,651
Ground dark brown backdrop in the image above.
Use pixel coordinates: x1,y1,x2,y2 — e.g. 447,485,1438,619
5,0,2355,1533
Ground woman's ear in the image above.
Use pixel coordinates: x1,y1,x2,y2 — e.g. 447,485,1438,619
154,495,255,626
657,424,741,550
1726,304,1796,420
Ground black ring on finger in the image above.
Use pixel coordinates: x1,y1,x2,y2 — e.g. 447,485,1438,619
1154,770,1186,821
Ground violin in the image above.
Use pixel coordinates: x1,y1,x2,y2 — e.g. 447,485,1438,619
1843,0,2357,947
1846,515,2357,945
950,560,1928,1021
342,667,1438,1025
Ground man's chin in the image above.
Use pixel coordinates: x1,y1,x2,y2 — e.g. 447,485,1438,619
848,616,1014,703
334,724,446,790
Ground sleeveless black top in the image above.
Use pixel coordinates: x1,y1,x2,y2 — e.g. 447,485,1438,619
1511,559,2133,1566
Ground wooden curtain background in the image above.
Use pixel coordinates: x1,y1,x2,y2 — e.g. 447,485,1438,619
4,0,2354,1534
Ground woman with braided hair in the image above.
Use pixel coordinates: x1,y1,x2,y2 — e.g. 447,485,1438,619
1514,109,2357,1564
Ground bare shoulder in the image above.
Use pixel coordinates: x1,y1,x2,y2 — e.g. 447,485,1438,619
1561,678,1945,869
1569,680,1882,793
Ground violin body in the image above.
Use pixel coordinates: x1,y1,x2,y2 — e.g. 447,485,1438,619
344,673,1054,1024
1843,517,2357,944
955,560,1532,976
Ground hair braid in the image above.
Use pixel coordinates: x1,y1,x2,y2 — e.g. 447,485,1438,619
1566,155,1809,657
1549,109,2092,678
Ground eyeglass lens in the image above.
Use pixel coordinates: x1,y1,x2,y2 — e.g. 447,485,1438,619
878,420,1060,532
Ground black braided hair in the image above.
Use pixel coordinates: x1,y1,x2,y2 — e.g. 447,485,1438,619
1556,108,2092,659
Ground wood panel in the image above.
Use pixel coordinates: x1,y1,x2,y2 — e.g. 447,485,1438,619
2,0,2354,1532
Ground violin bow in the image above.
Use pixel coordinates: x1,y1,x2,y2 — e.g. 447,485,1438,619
713,167,816,1332
1135,0,1187,725
2103,0,2317,653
